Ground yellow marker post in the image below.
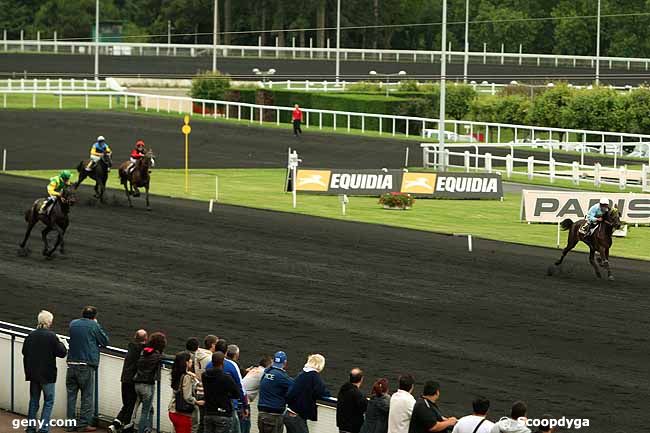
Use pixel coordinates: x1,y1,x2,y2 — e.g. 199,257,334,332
182,115,192,193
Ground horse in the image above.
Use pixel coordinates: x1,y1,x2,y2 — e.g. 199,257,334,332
554,206,622,280
19,185,78,258
118,148,155,210
75,153,112,202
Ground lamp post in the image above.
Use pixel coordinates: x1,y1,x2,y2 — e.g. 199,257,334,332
369,70,407,97
335,0,341,84
213,0,219,72
439,0,448,148
94,0,99,79
595,0,601,85
463,0,469,83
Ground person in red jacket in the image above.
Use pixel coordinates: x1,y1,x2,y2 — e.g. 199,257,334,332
127,139,146,174
292,105,303,136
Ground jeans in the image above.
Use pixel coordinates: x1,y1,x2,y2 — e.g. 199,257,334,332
240,413,251,433
293,120,302,136
27,382,56,433
229,411,241,433
283,413,308,433
66,365,95,429
258,412,284,433
134,383,155,433
204,414,232,433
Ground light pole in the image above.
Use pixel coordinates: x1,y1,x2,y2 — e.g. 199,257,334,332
213,0,219,72
167,20,172,45
463,0,469,83
335,0,341,83
94,0,99,79
369,70,406,97
439,0,447,148
595,0,601,85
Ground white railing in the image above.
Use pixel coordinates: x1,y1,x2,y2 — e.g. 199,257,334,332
422,143,650,190
0,78,108,92
2,88,650,165
5,38,650,72
0,321,338,433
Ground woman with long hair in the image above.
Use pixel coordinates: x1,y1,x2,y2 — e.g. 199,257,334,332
133,332,167,433
360,378,391,433
169,351,204,433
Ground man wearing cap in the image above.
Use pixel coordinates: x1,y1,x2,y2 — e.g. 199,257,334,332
86,135,112,171
257,352,294,433
579,198,610,236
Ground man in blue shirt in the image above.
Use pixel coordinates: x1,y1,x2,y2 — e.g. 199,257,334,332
66,306,109,432
258,351,294,433
580,198,610,236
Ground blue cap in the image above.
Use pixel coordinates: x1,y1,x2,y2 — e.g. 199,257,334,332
272,351,287,368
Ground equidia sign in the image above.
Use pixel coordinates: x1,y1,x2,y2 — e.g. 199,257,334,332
292,169,503,199
520,190,650,224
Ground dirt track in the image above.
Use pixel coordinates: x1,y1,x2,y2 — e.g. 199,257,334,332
1,173,648,432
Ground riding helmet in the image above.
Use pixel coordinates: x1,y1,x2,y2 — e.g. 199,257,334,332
600,197,609,205
60,170,71,180
97,135,106,142
136,139,145,148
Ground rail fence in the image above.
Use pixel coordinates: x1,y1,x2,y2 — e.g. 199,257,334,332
0,321,337,433
422,143,650,192
0,78,108,92
4,37,650,71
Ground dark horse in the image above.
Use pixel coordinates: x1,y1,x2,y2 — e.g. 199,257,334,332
75,153,112,202
118,148,155,210
19,186,77,257
554,207,622,280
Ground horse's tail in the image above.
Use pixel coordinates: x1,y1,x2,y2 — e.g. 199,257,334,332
76,161,84,173
560,218,574,231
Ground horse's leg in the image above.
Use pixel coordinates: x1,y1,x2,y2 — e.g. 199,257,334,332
145,182,150,211
589,248,602,279
123,179,133,207
601,247,613,280
41,226,52,256
20,214,36,252
555,227,579,266
47,225,64,257
59,220,69,255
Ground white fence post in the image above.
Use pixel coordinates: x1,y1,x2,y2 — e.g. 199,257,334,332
2,148,6,171
527,156,534,180
619,165,627,190
594,163,601,187
53,31,57,53
642,164,649,192
464,150,470,172
484,152,492,173
506,154,513,178
572,161,580,185
549,158,555,183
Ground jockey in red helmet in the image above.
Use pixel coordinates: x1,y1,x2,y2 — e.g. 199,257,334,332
127,139,146,174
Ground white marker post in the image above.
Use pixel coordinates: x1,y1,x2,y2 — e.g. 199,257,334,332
288,150,301,209
556,221,561,248
292,165,297,208
2,148,6,171
340,194,349,215
215,176,219,201
209,199,214,213
467,234,473,252
404,147,410,168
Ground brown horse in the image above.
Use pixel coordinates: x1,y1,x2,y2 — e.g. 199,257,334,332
554,207,622,280
75,153,112,203
19,186,78,257
118,148,155,210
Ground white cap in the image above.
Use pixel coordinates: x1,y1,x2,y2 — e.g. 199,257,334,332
97,135,105,142
600,197,609,205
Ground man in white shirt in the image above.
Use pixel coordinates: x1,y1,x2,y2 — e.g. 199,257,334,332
388,374,417,433
452,397,494,433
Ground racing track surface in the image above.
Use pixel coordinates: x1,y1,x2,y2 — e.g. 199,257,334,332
1,174,649,432
2,53,650,85
0,110,637,171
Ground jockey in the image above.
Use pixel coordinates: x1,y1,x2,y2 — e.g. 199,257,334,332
40,170,72,214
86,135,112,171
580,197,610,235
127,139,146,174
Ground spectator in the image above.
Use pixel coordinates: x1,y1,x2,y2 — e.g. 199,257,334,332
451,397,494,433
206,341,249,433
360,378,391,433
532,414,556,433
22,310,68,433
109,329,148,433
133,332,167,433
202,352,241,433
489,402,530,433
243,355,273,404
292,104,303,136
186,337,201,373
337,368,368,433
408,381,457,433
387,374,416,433
195,335,219,433
169,352,204,433
66,306,109,432
284,354,331,433
258,351,294,433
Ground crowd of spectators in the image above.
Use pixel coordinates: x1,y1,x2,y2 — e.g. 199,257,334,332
20,307,557,433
